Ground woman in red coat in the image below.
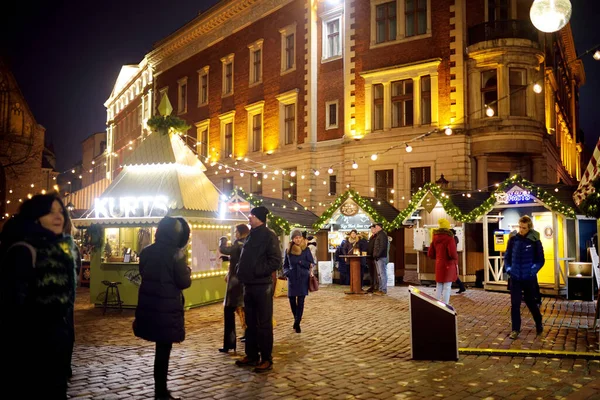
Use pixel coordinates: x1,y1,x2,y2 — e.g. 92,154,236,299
427,218,458,304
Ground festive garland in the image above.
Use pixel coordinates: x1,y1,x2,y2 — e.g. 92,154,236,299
387,175,577,230
578,177,600,219
147,115,191,135
229,188,292,235
313,189,390,231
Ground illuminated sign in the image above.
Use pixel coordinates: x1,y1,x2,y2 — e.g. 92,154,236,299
495,189,534,205
94,196,169,218
227,201,251,212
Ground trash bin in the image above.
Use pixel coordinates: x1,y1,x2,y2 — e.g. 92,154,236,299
408,286,458,361
567,262,594,301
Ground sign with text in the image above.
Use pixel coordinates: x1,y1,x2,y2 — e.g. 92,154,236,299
94,196,169,218
494,187,535,205
333,212,372,230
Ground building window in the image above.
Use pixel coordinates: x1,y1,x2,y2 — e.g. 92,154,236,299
279,24,297,73
405,0,427,37
376,2,397,43
283,168,297,201
326,100,339,129
488,0,510,22
276,89,299,147
177,77,187,114
392,79,413,127
245,101,265,153
410,166,431,195
222,177,234,194
248,40,264,85
481,69,497,118
329,175,337,195
218,111,235,160
509,68,527,117
322,15,342,61
373,84,384,131
375,169,394,202
250,173,262,195
221,54,234,96
197,66,209,106
420,75,431,124
195,119,210,160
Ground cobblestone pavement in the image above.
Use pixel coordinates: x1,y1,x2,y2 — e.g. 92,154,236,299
69,285,600,399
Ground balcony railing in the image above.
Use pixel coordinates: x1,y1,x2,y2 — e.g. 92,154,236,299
468,20,539,47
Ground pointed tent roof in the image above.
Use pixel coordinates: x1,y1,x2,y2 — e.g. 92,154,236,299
574,138,600,206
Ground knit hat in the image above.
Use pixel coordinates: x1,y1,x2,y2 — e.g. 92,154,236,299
291,229,303,240
250,206,269,223
19,193,62,222
438,218,451,230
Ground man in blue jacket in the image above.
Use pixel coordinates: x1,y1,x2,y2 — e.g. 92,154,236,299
235,206,281,373
504,215,544,340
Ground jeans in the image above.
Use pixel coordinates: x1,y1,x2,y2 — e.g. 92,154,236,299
154,342,172,396
510,278,542,332
436,282,452,304
375,258,388,292
243,283,274,362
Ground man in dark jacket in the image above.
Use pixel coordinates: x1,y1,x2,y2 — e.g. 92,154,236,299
235,206,282,373
372,223,389,295
366,225,378,292
504,215,544,340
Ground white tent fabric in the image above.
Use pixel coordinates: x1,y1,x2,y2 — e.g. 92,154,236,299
574,138,600,206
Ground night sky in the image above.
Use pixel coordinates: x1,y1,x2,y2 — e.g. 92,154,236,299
2,0,599,172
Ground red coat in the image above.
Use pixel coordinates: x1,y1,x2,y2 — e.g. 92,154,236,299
427,230,458,283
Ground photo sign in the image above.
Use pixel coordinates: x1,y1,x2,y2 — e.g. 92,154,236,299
94,196,169,218
494,186,535,205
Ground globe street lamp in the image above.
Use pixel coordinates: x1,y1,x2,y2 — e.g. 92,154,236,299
530,0,572,33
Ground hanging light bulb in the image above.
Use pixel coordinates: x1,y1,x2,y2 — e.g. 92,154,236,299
371,154,378,161
274,170,279,175
593,50,600,61
444,127,453,136
314,169,320,176
352,161,358,169
486,106,495,117
533,83,542,93
530,0,572,33
328,167,334,174
290,171,296,177
405,144,413,153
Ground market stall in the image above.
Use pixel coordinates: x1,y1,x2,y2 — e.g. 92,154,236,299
74,132,246,309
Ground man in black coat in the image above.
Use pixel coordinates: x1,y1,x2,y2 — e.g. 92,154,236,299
235,206,282,373
366,224,378,292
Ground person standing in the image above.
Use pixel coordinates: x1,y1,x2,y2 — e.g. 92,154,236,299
133,217,192,400
449,228,466,294
356,232,369,286
428,218,458,304
335,235,351,285
235,206,282,373
372,223,389,295
218,224,250,352
283,229,315,333
504,215,544,340
0,194,77,400
366,225,378,292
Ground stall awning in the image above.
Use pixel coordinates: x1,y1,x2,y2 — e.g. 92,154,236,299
574,138,600,206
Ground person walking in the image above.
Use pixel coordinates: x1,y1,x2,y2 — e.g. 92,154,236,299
372,223,389,295
504,215,544,340
366,224,378,292
235,206,282,373
283,229,315,333
449,228,466,294
428,218,458,305
133,217,192,400
218,224,250,352
0,194,77,400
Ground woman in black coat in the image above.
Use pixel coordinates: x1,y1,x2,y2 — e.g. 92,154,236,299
134,217,192,400
218,224,249,352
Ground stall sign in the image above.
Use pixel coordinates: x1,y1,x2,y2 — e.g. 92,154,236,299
227,201,251,212
334,212,372,230
94,196,169,218
494,188,534,205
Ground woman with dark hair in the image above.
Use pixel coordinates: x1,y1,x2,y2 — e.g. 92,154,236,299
218,223,250,352
0,194,77,399
133,216,192,400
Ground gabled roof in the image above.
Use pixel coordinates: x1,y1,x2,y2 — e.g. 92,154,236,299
253,195,318,230
109,65,140,100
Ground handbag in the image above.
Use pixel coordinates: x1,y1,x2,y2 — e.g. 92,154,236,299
309,274,319,292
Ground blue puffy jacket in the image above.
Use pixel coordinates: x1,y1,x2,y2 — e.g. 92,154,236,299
504,230,545,281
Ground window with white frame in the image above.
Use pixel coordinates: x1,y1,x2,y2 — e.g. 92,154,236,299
481,69,498,118
197,66,209,106
509,68,527,117
326,100,339,129
248,40,264,85
279,24,296,73
282,167,297,201
195,120,210,160
218,111,235,159
245,101,264,153
322,9,343,61
221,54,234,96
370,0,431,47
375,169,394,202
177,77,188,114
361,59,440,133
276,89,299,147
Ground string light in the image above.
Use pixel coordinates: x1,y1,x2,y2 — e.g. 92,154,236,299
328,167,334,174
352,161,358,169
371,154,378,161
485,106,495,117
444,127,453,136
314,170,320,176
533,83,542,93
405,144,413,153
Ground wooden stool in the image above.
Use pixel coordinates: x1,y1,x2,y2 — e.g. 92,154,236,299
101,280,123,314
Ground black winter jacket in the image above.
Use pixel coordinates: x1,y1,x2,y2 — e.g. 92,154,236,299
237,224,282,285
219,238,245,307
134,218,192,343
373,230,388,260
